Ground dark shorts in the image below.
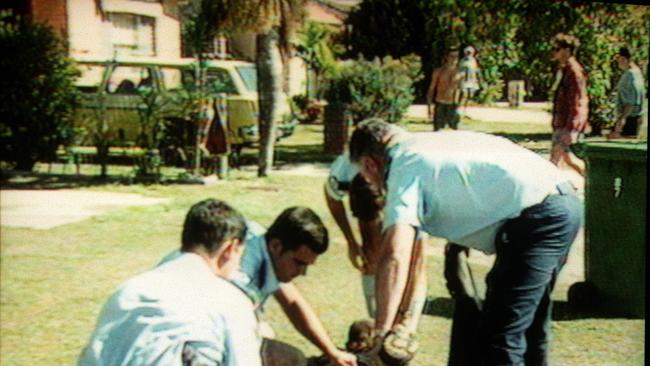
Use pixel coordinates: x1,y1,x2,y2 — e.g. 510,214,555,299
622,115,641,137
433,102,460,131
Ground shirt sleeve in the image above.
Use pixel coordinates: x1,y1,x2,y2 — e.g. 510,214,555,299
325,154,358,201
382,173,421,232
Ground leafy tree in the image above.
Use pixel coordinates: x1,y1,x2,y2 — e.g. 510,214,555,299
294,20,341,99
326,54,422,124
345,0,434,102
0,11,79,171
345,0,649,133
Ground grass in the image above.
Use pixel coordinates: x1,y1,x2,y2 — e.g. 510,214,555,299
0,118,645,365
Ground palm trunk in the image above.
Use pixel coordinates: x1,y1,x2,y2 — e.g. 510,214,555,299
256,29,283,177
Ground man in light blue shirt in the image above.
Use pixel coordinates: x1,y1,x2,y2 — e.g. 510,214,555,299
608,46,646,139
348,119,582,365
78,199,262,366
232,207,358,366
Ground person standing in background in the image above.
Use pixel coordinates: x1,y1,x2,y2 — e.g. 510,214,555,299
427,48,462,131
608,47,646,139
459,45,481,115
549,33,589,176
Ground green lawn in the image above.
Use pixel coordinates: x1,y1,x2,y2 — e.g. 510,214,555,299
0,120,644,365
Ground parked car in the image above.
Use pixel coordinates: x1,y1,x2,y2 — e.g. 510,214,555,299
72,56,296,151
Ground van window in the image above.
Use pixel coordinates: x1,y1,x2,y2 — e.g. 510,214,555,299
206,68,237,94
107,66,151,94
161,67,183,91
236,65,257,92
76,64,105,93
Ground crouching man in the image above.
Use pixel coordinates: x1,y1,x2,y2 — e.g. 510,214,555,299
78,199,261,365
233,207,357,366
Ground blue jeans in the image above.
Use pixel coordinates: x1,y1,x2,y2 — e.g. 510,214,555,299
479,184,582,366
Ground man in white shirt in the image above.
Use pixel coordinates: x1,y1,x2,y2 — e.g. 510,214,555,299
348,119,582,365
78,198,261,366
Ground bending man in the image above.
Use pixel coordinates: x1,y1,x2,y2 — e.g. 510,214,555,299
349,119,582,365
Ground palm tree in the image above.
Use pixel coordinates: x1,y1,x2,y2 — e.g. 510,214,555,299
231,0,306,177
184,0,305,177
294,20,339,99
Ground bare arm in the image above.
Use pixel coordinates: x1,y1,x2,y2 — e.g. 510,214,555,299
374,223,417,333
426,69,440,118
274,284,357,366
609,104,634,139
324,185,364,270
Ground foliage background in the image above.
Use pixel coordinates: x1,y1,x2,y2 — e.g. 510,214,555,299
0,11,79,171
344,0,649,129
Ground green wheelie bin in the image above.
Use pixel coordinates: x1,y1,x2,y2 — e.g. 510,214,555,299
569,140,646,318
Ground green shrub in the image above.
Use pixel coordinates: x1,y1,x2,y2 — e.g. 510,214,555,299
0,11,80,171
325,54,422,124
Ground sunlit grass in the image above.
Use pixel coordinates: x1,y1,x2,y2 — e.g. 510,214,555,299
1,118,644,365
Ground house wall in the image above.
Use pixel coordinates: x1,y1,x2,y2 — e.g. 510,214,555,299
30,0,68,38
66,0,181,60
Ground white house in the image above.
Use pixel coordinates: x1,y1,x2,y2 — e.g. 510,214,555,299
25,0,182,61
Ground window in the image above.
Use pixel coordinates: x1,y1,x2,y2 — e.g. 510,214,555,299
236,65,257,92
206,68,237,94
106,66,152,94
213,36,228,59
106,12,155,57
76,64,106,93
180,68,237,95
160,67,183,91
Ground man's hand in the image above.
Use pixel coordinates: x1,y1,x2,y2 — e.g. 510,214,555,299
357,328,418,366
348,240,367,272
327,349,358,366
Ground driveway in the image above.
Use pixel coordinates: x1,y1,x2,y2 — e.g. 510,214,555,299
407,102,552,124
0,190,169,230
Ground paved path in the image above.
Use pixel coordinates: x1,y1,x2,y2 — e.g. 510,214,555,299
407,103,552,124
0,190,169,230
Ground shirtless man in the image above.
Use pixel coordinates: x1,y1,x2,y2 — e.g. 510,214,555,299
427,48,462,131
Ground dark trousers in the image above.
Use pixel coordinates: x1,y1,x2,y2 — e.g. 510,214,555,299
621,115,641,137
479,185,582,366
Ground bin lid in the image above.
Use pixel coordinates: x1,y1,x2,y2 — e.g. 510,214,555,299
571,139,647,162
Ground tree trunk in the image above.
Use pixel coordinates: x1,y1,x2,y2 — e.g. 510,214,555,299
256,29,284,177
324,102,350,154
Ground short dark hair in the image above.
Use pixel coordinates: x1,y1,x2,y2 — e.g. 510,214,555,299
618,47,632,60
349,118,394,163
265,207,329,254
181,199,247,254
552,33,580,55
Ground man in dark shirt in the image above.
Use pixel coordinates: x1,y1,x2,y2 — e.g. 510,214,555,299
550,33,589,176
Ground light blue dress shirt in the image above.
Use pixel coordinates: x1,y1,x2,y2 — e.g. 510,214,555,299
382,131,567,254
231,221,280,308
78,253,262,366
